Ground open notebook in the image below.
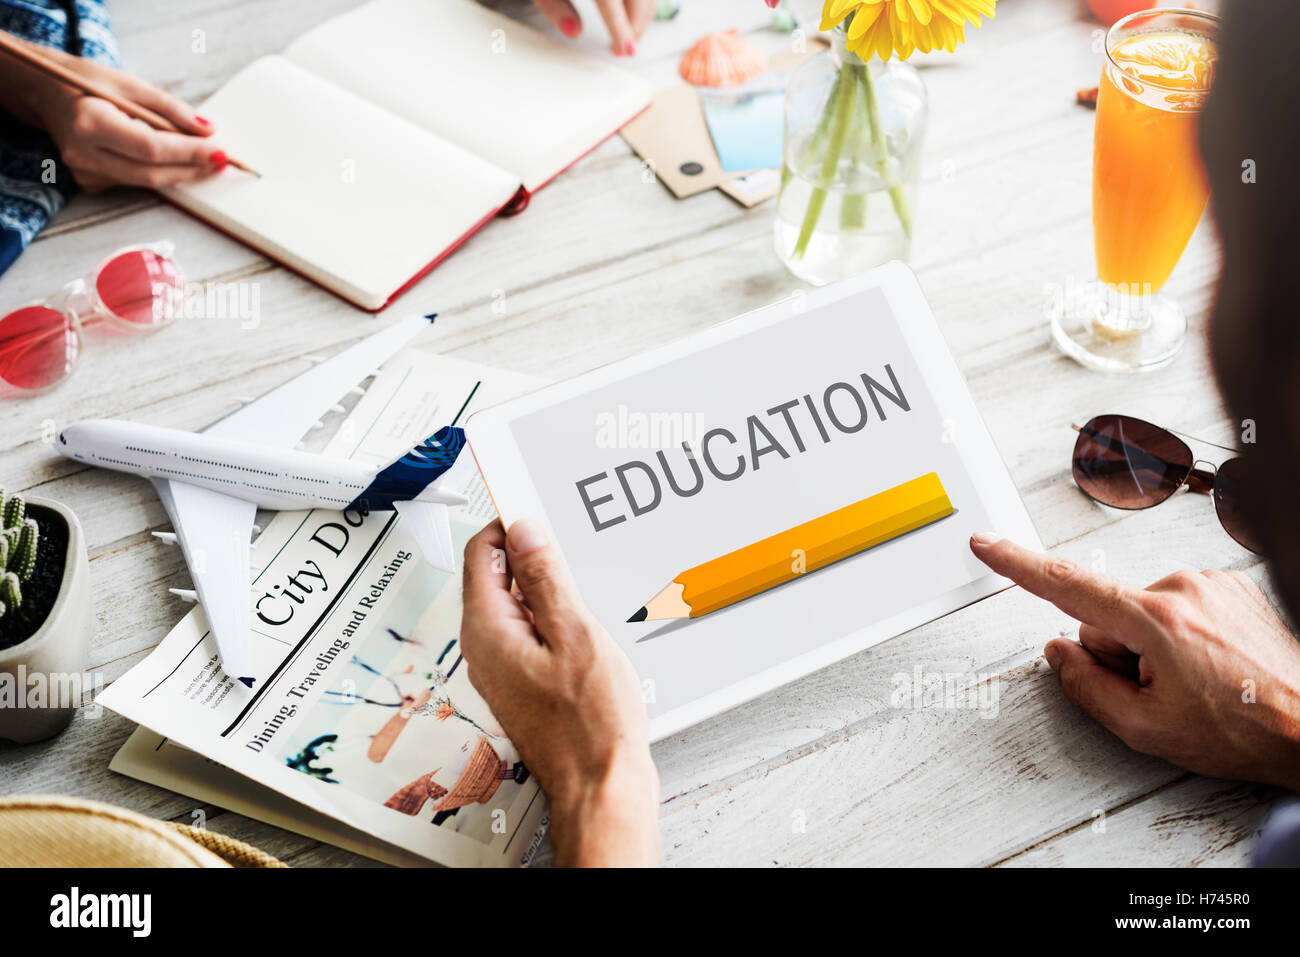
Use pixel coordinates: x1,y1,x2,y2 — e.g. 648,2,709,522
164,0,651,311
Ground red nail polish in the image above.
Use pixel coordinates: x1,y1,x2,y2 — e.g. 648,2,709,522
210,150,228,171
560,17,579,38
195,115,211,126
625,40,637,56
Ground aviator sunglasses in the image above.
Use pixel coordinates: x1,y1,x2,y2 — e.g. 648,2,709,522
1072,414,1261,554
0,241,183,393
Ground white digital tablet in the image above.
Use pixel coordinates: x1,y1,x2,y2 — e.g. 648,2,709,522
466,262,1042,740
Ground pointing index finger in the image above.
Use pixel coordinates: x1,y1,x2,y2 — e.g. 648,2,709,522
971,534,1154,651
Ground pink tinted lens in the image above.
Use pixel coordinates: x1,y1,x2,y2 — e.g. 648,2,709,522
95,249,182,326
0,305,79,390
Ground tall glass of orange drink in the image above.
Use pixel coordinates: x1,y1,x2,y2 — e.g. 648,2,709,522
1052,8,1218,372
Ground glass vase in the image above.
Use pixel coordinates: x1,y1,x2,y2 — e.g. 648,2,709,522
774,33,927,285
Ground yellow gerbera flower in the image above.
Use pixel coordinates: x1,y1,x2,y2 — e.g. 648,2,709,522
820,0,996,61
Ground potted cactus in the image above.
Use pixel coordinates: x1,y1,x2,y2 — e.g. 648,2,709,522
0,489,92,743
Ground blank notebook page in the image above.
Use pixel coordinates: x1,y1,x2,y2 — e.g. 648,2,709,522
163,56,521,310
284,0,652,192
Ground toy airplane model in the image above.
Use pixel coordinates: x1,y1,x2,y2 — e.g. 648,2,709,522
53,314,469,689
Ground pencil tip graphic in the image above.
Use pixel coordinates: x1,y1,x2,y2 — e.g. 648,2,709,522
238,676,255,688
627,606,648,623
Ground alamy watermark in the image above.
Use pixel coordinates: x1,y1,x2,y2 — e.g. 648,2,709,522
0,666,103,716
891,666,1000,719
594,405,707,450
50,887,150,937
154,280,262,329
1044,276,1156,325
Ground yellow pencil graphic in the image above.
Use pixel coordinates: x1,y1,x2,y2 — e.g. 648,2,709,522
627,472,953,623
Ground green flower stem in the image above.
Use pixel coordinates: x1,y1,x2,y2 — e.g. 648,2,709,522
858,63,913,239
798,73,842,172
840,190,867,230
839,76,869,231
792,61,857,260
785,72,843,196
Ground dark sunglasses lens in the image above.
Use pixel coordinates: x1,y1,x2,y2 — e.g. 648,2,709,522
1072,414,1192,509
1213,457,1263,554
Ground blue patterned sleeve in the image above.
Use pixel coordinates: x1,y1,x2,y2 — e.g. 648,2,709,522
0,1,121,278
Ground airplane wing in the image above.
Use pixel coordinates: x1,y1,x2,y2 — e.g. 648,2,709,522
153,479,258,687
392,500,456,573
154,314,438,686
203,313,435,448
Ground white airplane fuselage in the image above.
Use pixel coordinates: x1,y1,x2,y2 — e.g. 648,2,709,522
56,419,462,511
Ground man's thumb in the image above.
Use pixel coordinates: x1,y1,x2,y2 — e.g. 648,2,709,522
506,519,581,634
1045,638,1143,739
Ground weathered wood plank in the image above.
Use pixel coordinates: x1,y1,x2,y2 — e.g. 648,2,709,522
998,775,1280,868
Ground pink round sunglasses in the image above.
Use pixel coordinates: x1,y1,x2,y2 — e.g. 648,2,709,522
0,241,183,393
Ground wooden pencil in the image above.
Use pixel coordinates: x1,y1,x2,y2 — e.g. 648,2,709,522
627,472,954,623
0,30,259,177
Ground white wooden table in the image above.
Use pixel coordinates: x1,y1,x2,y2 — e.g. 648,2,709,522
0,0,1281,867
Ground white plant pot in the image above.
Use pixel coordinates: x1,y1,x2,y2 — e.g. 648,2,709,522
0,498,93,743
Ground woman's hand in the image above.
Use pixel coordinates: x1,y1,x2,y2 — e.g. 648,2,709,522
0,35,223,192
532,0,656,56
461,519,660,866
971,533,1300,792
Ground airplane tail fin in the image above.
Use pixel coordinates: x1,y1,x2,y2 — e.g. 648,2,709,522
393,500,456,572
347,426,469,512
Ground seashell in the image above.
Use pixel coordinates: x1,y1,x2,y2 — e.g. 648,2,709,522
678,30,768,87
